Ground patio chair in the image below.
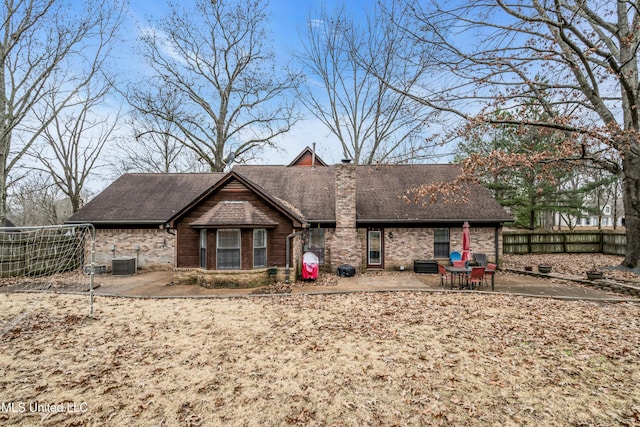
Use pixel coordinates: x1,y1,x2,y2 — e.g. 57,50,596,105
466,267,485,290
452,260,466,267
449,251,461,265
473,253,488,267
438,263,452,288
484,263,497,287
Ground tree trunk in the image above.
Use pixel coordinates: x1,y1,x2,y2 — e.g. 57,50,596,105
613,178,619,231
621,154,640,268
71,194,82,214
0,150,8,225
0,184,7,225
528,209,535,230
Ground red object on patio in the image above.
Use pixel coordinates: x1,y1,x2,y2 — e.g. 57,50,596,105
461,221,471,263
484,262,497,287
467,266,485,289
438,264,452,287
302,251,319,280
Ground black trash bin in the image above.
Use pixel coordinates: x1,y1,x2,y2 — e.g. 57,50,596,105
337,264,356,277
413,260,438,274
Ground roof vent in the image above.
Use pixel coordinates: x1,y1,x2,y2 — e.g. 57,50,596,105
341,158,352,164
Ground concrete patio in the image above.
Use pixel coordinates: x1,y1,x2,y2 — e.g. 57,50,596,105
89,268,639,301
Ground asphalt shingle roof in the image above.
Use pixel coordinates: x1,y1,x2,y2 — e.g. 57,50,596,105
67,173,225,225
68,164,511,226
235,164,512,223
190,201,279,227
234,166,335,221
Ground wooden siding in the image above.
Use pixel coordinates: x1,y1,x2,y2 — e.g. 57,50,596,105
287,147,328,167
175,178,294,269
291,151,315,166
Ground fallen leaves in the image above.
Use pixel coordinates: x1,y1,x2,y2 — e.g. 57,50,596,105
503,253,638,282
0,292,638,426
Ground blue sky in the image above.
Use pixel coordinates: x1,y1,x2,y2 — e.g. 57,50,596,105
119,0,375,167
269,0,371,55
127,1,371,55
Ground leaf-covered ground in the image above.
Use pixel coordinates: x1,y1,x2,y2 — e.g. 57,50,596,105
1,292,639,426
504,253,640,283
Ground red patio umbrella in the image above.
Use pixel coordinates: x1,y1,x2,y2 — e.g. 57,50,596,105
461,221,471,263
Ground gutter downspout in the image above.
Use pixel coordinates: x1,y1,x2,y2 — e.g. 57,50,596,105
285,229,306,284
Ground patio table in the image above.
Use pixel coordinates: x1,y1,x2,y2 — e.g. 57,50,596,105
445,266,495,290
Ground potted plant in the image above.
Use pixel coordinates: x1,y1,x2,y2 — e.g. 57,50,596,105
537,264,552,274
586,265,604,281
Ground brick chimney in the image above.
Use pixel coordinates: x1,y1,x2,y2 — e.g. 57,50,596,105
333,159,361,272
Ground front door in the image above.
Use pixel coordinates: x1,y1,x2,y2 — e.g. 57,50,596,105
367,228,383,269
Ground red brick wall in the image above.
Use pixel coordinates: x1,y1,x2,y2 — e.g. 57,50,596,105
323,225,503,272
94,228,175,268
333,162,362,272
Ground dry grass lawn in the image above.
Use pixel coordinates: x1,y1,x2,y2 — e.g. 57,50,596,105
1,292,639,426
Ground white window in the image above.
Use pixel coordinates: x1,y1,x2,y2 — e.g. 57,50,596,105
217,229,241,269
253,229,267,268
199,229,207,268
604,206,611,215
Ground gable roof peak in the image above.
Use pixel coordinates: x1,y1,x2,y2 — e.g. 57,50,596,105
287,146,328,167
167,169,306,227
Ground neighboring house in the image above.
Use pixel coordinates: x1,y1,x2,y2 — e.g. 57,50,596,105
67,148,512,287
554,200,625,229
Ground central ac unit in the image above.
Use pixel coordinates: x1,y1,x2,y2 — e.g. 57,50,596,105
112,257,136,276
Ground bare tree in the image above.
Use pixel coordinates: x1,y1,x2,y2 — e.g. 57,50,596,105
8,172,66,225
130,0,301,172
29,82,120,213
387,0,640,268
296,3,436,164
114,85,208,174
113,131,207,175
0,0,125,223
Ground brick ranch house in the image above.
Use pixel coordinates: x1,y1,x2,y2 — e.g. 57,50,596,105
67,148,512,287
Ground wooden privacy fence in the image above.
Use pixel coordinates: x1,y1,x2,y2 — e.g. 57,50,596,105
503,231,626,256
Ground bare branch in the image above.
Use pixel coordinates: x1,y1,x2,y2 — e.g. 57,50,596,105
0,0,126,221
129,0,301,172
295,2,438,164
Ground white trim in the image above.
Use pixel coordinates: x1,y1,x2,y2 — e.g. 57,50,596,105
253,228,267,268
199,229,207,268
